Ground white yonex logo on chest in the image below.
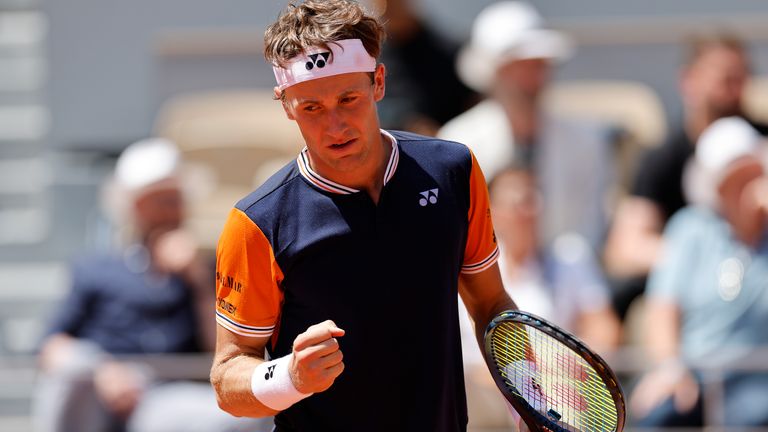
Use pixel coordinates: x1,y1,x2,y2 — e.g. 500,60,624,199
419,188,439,206
305,52,331,70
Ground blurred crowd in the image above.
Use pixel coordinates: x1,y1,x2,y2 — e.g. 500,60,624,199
30,0,768,431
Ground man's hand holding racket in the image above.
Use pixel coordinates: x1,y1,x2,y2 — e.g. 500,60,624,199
290,320,346,394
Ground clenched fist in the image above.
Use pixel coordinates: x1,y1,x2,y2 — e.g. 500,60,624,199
289,320,346,394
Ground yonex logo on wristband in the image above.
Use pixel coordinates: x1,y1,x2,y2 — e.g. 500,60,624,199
265,364,276,380
305,52,331,70
252,354,311,410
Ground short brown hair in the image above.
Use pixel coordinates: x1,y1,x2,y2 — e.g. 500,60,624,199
683,32,747,68
264,0,386,68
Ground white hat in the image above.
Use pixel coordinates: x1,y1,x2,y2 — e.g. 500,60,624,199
456,1,573,92
101,138,183,226
114,138,180,192
684,116,765,209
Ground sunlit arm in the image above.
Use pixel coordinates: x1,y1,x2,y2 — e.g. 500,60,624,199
459,262,519,351
209,326,278,418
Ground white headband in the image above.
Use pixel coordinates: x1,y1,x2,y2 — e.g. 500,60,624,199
272,38,377,91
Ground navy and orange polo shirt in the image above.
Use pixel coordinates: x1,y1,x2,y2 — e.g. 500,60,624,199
215,130,498,431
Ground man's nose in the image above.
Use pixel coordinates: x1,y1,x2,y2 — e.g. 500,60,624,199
325,109,348,137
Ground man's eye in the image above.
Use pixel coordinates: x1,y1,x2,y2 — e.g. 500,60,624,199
304,105,320,112
341,96,357,104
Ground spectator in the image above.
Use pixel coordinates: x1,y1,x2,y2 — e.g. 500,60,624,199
631,117,768,427
460,168,621,429
375,0,479,135
604,33,768,320
33,138,270,432
438,1,616,252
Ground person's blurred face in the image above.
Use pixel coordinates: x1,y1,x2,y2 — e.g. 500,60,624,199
281,65,386,176
133,186,184,240
494,58,552,101
681,46,749,118
717,156,764,227
490,170,540,255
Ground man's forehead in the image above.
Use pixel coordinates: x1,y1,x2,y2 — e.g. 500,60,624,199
283,72,373,101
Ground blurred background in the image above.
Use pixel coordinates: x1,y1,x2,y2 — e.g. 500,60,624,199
2,0,768,430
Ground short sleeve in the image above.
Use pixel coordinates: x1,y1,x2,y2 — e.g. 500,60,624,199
461,150,499,274
215,208,284,338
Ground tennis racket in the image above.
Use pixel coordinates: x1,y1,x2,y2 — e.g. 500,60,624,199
484,310,625,432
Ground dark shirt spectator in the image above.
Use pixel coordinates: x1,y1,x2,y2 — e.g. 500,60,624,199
46,250,203,355
604,33,768,320
633,120,768,225
34,138,270,432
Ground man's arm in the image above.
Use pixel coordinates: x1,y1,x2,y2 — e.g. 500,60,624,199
630,298,698,417
459,264,531,431
210,320,345,418
458,263,518,350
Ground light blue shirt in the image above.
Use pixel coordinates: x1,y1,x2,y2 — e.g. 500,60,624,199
648,206,768,365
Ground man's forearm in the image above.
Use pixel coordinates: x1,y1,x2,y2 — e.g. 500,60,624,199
472,292,518,352
210,353,279,418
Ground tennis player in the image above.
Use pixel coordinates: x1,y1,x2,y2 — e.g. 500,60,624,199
209,1,518,430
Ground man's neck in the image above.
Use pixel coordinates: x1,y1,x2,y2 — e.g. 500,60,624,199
310,132,391,204
360,135,391,204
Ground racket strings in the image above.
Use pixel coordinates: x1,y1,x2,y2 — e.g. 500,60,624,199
491,323,618,432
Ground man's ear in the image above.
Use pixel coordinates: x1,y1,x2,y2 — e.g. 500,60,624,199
275,87,296,120
373,63,386,102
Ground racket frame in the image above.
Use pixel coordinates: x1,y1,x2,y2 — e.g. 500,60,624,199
483,310,626,432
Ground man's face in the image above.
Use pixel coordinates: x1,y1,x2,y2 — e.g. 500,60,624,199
494,58,552,101
717,156,764,226
682,46,749,118
490,170,540,252
133,186,184,240
281,65,386,175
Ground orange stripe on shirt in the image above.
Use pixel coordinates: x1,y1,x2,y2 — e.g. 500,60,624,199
462,150,499,274
215,208,284,337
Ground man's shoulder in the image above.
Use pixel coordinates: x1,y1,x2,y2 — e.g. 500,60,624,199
389,130,472,168
391,129,465,149
72,252,121,271
234,160,301,215
69,252,128,290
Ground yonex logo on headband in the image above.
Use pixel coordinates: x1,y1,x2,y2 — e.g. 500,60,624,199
306,52,331,70
273,39,377,90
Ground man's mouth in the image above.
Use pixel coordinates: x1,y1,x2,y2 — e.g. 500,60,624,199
330,138,355,149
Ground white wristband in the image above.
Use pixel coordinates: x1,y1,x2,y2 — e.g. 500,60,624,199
251,353,312,411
